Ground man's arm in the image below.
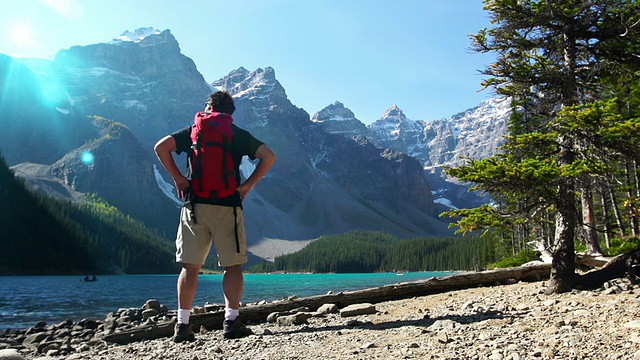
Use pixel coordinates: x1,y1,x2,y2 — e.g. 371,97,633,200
237,144,276,200
154,135,190,200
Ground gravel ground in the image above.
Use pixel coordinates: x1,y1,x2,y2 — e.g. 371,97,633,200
6,278,640,360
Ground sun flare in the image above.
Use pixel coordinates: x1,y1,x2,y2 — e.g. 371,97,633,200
10,26,32,44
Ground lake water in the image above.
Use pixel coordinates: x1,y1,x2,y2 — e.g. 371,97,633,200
0,272,452,330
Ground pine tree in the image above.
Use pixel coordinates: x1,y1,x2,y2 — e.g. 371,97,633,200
445,0,640,293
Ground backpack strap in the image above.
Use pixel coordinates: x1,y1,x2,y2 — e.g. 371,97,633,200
233,206,240,253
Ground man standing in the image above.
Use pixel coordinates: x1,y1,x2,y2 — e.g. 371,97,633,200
154,91,276,341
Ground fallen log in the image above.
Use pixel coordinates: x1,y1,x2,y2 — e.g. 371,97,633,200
103,264,551,344
575,253,611,269
577,249,640,289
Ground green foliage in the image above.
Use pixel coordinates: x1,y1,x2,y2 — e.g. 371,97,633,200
487,249,538,269
444,0,640,285
605,237,640,256
247,230,498,273
0,152,178,275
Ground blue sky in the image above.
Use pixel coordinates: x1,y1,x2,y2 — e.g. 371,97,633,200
1,0,496,124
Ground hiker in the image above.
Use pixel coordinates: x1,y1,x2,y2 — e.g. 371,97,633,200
154,91,276,342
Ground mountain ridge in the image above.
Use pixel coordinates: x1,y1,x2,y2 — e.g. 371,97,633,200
0,27,508,263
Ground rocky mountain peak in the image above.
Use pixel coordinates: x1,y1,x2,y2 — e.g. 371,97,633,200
312,101,357,123
381,105,407,122
311,101,368,137
213,66,287,101
54,28,185,79
111,27,163,43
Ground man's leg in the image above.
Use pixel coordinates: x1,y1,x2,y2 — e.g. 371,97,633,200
222,264,243,313
222,264,253,339
178,262,202,312
173,262,201,343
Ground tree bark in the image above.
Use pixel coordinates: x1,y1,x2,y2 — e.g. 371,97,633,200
580,180,602,255
608,182,626,236
548,177,578,294
546,28,580,294
598,184,613,248
626,160,639,236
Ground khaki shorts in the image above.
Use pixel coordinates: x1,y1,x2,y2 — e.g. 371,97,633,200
176,203,247,268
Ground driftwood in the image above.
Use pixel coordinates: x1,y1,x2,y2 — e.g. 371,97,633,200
103,264,551,344
577,249,640,288
575,253,610,269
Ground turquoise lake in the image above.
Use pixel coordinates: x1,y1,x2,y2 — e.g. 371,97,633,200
0,271,452,330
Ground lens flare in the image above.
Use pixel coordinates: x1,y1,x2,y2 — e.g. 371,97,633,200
81,151,94,165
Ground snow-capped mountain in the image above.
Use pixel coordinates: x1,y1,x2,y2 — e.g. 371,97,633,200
313,97,512,208
311,101,369,137
1,28,459,263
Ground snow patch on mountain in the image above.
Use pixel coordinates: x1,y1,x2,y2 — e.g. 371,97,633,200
123,100,147,110
111,27,161,43
154,164,181,206
434,197,458,210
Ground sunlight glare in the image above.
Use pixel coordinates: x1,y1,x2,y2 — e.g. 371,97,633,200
10,26,32,44
81,151,95,165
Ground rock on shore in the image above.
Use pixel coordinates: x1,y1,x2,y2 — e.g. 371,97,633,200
2,278,640,360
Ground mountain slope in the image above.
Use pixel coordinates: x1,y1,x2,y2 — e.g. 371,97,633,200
0,153,178,275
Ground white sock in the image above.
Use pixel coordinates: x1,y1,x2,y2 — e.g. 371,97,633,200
225,307,239,321
177,309,191,324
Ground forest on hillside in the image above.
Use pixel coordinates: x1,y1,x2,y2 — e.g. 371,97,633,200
248,230,498,273
0,153,179,275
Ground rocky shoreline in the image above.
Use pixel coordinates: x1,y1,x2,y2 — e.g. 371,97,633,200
1,277,639,360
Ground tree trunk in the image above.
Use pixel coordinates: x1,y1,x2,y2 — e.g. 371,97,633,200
599,185,612,249
634,158,640,236
547,29,580,294
580,180,602,255
548,176,578,294
626,160,639,236
608,182,626,236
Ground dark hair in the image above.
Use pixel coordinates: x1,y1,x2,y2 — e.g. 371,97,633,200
206,91,236,115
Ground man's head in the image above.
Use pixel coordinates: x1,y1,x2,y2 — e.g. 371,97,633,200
205,91,236,115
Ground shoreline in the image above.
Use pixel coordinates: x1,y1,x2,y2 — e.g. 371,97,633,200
0,271,458,332
2,277,639,359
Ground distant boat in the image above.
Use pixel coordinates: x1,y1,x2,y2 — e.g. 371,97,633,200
396,272,404,276
83,275,97,282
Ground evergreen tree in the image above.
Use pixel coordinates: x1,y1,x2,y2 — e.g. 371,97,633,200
444,0,640,293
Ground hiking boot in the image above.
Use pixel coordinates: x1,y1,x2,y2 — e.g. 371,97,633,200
173,322,196,343
223,318,253,339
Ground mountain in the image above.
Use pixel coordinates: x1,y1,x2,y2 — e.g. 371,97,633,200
8,115,179,236
0,151,179,275
312,97,511,209
211,67,448,247
0,27,508,265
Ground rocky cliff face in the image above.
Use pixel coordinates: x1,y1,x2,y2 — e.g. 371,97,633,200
50,28,212,149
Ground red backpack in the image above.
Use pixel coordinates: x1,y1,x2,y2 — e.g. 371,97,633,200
188,111,237,200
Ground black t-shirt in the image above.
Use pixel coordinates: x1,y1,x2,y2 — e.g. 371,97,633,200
171,124,264,207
